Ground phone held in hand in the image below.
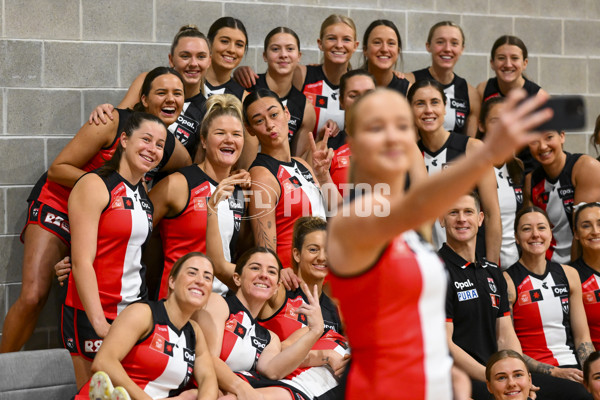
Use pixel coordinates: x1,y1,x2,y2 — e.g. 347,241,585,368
536,95,586,132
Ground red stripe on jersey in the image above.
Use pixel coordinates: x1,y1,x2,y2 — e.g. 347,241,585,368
274,165,324,268
513,275,559,366
159,181,212,299
330,144,351,194
582,275,600,349
330,232,451,399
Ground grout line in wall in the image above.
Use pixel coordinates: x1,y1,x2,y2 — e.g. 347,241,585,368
2,88,6,135
561,19,564,57
117,44,121,87
152,0,156,42
1,0,5,38
79,0,83,40
40,41,45,88
3,187,7,235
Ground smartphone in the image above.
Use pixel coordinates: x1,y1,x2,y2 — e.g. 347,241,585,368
536,95,586,132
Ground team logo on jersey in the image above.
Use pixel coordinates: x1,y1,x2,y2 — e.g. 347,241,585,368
584,291,598,304
514,187,523,205
193,197,207,211
150,333,175,356
537,191,550,205
284,300,307,324
139,199,151,212
487,277,497,293
228,196,244,212
552,284,568,297
518,289,544,305
450,98,467,111
112,196,134,210
457,288,478,302
561,297,569,314
225,319,247,338
563,197,574,213
234,212,242,232
490,293,501,309
315,95,328,109
65,337,76,352
337,155,350,167
32,206,39,218
283,176,302,193
175,127,191,144
456,111,465,128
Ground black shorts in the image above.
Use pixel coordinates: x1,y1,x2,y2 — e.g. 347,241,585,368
21,200,71,246
61,305,112,361
235,370,309,400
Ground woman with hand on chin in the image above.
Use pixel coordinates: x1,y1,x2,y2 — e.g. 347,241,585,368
77,253,218,400
406,21,481,137
150,94,247,299
64,112,168,387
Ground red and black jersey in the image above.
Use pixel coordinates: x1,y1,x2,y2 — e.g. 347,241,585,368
158,165,244,298
259,287,344,342
506,261,577,366
530,152,582,263
65,171,153,320
250,74,307,149
31,108,131,214
413,68,470,135
204,79,245,100
220,295,272,372
77,300,196,399
168,92,206,159
571,257,600,350
250,154,326,268
302,65,344,136
330,230,452,400
482,77,541,102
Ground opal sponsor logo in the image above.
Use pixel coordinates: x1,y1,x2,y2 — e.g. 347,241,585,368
454,279,474,290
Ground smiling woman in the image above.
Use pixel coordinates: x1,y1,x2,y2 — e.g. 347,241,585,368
63,112,170,387
485,350,532,400
0,67,191,359
73,252,218,400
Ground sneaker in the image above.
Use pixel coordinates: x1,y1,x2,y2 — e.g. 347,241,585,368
89,371,114,400
111,386,131,400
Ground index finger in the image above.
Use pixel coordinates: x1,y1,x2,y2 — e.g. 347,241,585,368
308,129,318,154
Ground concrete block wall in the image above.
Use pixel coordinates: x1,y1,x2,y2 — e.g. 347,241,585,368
0,0,598,350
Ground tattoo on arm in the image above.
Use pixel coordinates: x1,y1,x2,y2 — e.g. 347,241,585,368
256,219,276,251
522,354,554,375
577,342,595,365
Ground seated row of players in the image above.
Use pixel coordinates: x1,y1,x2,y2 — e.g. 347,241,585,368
77,217,347,400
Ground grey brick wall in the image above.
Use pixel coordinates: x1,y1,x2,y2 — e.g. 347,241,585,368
0,0,598,349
